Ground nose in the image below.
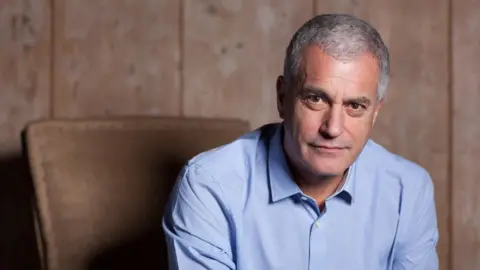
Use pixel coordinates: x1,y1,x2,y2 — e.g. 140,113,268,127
320,105,344,138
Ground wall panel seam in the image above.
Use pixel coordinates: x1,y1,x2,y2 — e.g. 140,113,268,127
49,0,56,119
447,0,454,268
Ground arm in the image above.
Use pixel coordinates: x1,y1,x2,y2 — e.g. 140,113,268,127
393,171,439,270
162,164,235,270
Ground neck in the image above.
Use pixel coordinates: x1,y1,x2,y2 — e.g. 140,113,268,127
291,167,347,205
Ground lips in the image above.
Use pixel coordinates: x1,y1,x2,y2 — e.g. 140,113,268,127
308,144,346,154
309,143,345,149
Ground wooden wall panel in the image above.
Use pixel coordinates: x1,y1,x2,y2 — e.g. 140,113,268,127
0,0,50,154
315,1,450,268
182,0,312,129
0,1,50,268
53,0,181,117
452,1,480,269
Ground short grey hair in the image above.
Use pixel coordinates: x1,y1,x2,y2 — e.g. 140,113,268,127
283,14,390,100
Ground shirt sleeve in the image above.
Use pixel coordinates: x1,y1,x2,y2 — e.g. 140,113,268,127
392,170,439,270
162,163,235,270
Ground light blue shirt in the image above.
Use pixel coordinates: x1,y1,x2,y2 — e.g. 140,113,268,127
163,123,439,270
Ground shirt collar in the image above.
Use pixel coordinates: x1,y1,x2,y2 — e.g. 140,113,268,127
267,123,360,204
267,125,302,203
334,162,356,204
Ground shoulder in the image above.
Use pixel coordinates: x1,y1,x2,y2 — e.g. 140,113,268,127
359,140,436,234
186,123,277,178
363,142,439,251
363,139,434,195
164,123,278,222
171,123,278,200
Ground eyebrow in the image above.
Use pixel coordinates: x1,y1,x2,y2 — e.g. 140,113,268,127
301,85,372,106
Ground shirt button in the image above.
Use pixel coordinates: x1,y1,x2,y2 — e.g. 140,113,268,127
315,221,321,228
301,196,308,201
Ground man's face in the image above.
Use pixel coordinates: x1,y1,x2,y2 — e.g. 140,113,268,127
277,46,382,177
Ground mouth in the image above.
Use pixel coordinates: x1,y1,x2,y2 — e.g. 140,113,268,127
308,144,347,154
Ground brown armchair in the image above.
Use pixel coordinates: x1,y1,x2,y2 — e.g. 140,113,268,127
24,117,250,270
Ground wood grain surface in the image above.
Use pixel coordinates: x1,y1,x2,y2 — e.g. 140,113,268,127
0,0,51,154
182,0,312,129
53,0,181,117
452,0,480,269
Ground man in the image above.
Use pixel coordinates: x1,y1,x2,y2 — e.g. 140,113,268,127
163,14,439,270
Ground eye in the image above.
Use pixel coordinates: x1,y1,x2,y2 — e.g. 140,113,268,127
346,102,367,117
300,94,328,111
306,95,322,103
349,102,363,110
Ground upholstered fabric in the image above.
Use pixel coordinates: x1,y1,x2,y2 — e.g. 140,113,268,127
25,117,250,270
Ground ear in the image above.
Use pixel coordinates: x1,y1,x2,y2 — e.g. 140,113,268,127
372,99,383,125
276,76,286,119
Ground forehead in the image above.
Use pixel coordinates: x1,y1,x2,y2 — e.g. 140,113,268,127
300,46,379,97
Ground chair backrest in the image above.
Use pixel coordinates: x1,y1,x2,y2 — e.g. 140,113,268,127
25,117,250,270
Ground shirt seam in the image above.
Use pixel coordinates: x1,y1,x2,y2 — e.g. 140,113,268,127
185,162,235,255
171,163,233,257
186,162,234,218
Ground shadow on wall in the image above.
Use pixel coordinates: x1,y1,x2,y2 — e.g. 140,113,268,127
0,152,40,269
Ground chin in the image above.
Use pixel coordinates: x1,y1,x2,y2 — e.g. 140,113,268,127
304,158,348,177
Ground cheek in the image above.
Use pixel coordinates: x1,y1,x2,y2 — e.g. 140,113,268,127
344,115,375,142
293,103,323,139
